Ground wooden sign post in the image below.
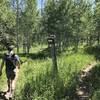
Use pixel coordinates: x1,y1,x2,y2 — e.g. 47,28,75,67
47,35,58,75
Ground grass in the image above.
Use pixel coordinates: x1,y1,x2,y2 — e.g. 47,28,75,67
89,64,100,100
0,60,7,91
92,90,100,100
0,45,99,100
14,46,95,100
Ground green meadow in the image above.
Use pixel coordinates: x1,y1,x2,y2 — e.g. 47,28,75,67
0,45,100,100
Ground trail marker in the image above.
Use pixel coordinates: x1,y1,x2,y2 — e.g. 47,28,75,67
47,34,58,75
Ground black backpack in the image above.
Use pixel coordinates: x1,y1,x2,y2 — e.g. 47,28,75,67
5,53,16,70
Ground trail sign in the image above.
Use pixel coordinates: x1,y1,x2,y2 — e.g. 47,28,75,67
47,34,58,76
47,35,55,47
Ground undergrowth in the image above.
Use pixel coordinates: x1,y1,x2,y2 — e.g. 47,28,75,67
14,47,95,100
0,45,99,100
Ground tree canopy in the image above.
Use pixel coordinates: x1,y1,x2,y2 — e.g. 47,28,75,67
0,0,100,52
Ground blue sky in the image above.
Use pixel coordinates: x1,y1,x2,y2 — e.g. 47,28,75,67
37,0,95,9
37,0,45,9
37,0,41,9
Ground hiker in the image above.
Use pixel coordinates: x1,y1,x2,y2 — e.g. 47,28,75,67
0,46,20,95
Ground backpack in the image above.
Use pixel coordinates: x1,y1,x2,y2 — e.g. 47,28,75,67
4,53,17,70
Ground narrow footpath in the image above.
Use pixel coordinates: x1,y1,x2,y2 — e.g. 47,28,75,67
0,68,19,100
75,62,97,100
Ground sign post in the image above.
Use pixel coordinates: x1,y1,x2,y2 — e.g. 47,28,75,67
47,35,58,75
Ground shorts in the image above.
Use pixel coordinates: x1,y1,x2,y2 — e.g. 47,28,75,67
6,69,16,80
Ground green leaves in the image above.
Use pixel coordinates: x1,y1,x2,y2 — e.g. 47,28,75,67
0,0,16,47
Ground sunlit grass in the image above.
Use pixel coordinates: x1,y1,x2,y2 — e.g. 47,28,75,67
0,60,7,90
0,44,99,100
14,46,96,100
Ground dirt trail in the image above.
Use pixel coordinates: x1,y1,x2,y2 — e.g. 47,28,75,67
75,62,97,100
0,68,19,100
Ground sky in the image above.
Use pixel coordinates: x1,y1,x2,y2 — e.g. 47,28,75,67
37,0,95,9
37,0,45,9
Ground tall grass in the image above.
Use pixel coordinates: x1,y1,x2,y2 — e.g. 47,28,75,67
0,52,7,90
0,60,7,90
14,47,95,100
0,44,99,100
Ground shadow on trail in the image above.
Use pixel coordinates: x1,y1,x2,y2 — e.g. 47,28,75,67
20,45,100,61
85,45,100,61
18,48,50,60
0,48,50,60
0,91,7,100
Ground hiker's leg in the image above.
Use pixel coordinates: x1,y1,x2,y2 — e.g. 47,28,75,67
11,71,16,92
12,78,16,91
6,70,11,92
7,79,10,92
10,80,13,93
9,79,12,93
7,79,12,92
8,79,13,98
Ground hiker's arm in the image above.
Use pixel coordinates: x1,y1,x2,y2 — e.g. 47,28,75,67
16,55,20,69
0,59,4,76
17,60,20,69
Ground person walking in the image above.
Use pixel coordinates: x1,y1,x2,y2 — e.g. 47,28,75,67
0,46,20,98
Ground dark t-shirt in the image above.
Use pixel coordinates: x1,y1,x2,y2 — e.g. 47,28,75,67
4,53,19,71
